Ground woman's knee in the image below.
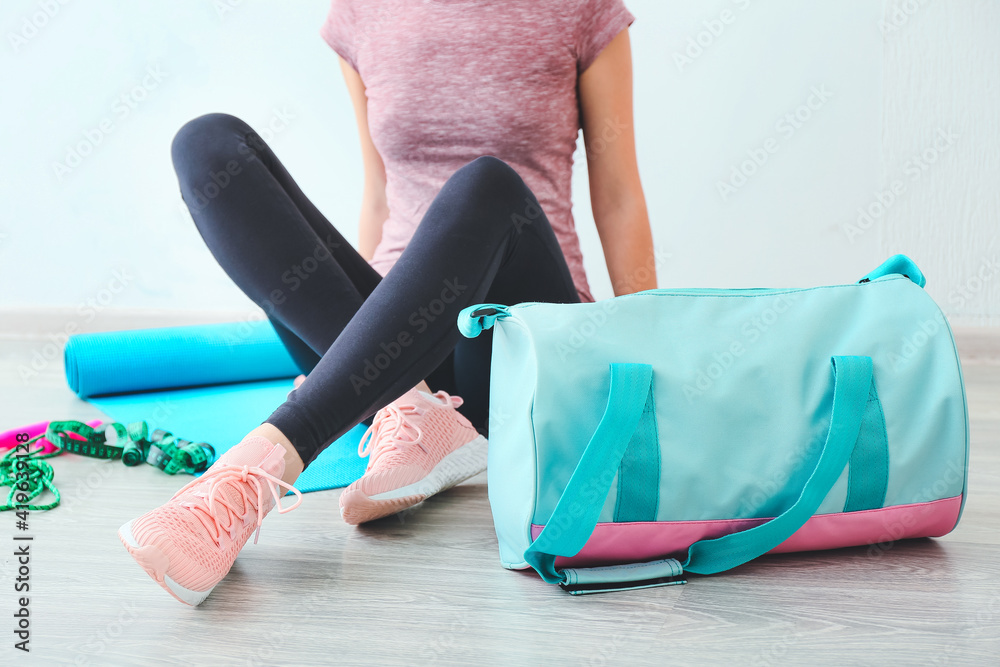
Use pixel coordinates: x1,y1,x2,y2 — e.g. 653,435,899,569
441,156,539,234
452,155,523,193
171,113,255,178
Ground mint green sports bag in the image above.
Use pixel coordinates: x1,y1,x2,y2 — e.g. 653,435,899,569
458,255,968,594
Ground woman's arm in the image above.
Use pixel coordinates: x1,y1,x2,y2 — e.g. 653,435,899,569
339,57,389,261
578,28,656,296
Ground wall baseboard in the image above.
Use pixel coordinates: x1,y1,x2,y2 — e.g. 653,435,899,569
2,308,998,363
951,326,1000,365
0,307,265,339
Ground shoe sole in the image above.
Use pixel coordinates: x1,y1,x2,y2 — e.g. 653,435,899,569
118,520,214,606
340,435,488,525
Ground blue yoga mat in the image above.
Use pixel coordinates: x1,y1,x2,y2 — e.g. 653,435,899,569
64,321,367,492
65,321,301,398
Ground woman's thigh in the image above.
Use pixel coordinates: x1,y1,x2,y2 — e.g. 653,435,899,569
171,112,382,367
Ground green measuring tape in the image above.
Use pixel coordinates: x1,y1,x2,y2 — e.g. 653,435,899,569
0,442,60,511
1,421,215,512
43,421,216,475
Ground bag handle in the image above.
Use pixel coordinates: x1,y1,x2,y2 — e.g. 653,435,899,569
859,254,925,287
524,356,874,593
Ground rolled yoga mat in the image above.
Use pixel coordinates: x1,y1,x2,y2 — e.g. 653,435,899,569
63,321,367,492
65,321,301,398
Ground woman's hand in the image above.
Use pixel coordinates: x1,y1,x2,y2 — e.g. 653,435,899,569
578,29,657,296
287,373,307,399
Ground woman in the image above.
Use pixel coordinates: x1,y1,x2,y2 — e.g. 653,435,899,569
119,0,654,606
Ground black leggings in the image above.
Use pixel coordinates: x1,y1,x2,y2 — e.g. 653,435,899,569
171,113,580,466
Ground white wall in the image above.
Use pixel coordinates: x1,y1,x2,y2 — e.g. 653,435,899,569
0,0,997,327
579,0,885,295
878,0,1000,326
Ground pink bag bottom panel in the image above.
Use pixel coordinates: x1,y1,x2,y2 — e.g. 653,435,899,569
530,495,962,569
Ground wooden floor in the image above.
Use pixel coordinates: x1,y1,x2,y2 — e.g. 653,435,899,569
1,332,998,667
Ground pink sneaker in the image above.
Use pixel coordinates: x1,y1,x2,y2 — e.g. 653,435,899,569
339,388,488,525
118,437,302,606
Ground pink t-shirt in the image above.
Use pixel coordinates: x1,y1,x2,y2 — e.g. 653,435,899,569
321,0,635,303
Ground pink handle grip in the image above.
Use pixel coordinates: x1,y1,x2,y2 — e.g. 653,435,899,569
0,420,105,455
